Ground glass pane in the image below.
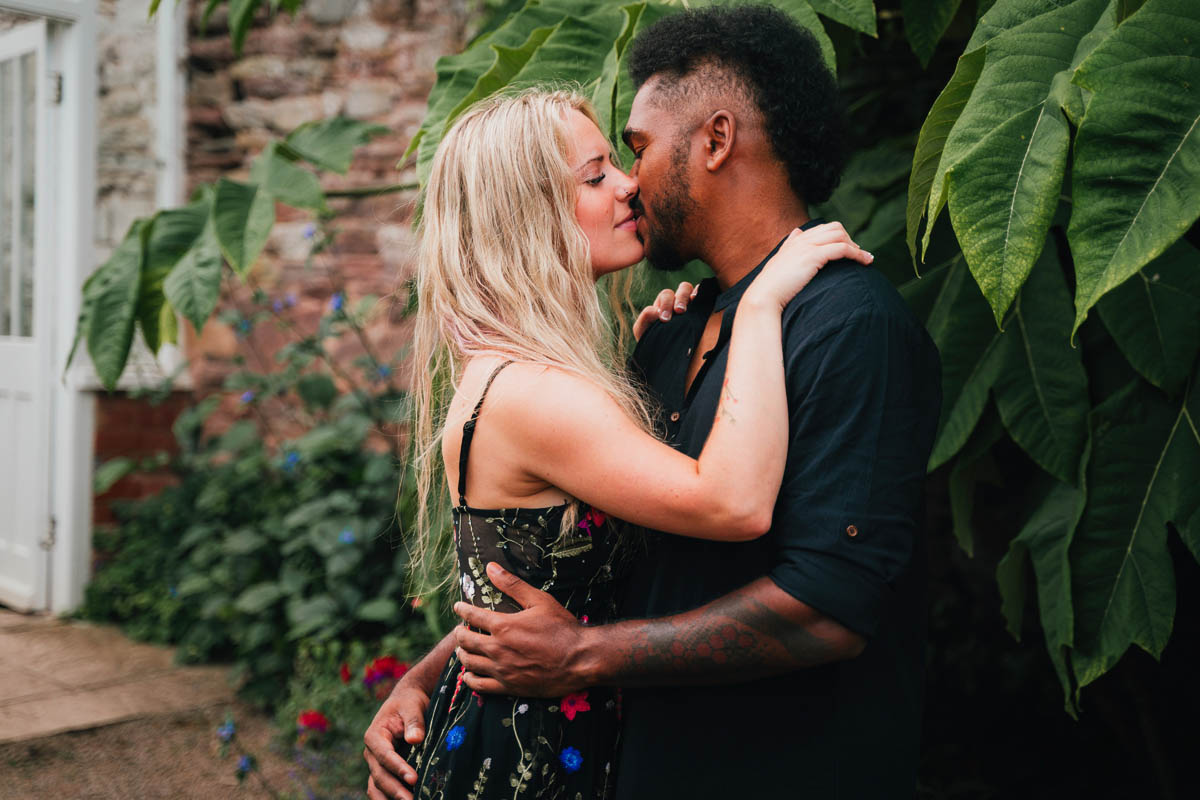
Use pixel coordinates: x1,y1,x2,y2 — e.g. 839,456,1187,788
18,50,34,337
0,58,11,336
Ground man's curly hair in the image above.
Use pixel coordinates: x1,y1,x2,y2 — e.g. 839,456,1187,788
628,4,846,205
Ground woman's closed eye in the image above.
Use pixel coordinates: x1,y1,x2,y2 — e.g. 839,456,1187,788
585,172,606,186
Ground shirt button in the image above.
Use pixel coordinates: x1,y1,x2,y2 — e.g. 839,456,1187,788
846,524,858,538
670,411,681,422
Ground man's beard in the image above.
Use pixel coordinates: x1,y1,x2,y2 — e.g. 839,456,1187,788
638,136,697,272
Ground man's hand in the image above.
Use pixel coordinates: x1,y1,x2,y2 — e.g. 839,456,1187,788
633,281,697,340
364,684,429,800
453,562,592,697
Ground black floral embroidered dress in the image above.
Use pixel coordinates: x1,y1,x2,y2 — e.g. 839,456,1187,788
409,361,625,800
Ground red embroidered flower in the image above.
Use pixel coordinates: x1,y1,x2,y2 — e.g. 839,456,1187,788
297,710,329,733
577,508,608,533
560,691,591,721
339,662,351,684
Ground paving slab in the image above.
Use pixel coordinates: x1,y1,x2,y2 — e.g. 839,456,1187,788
0,608,237,744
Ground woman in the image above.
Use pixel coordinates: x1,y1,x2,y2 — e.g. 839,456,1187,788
399,89,870,799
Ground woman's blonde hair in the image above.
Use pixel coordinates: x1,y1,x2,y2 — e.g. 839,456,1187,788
408,88,654,594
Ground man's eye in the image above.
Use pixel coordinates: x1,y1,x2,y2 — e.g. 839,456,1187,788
586,173,606,186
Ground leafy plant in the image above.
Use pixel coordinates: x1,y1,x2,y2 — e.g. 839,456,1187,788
79,288,441,707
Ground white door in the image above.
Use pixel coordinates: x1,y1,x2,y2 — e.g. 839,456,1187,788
0,18,51,612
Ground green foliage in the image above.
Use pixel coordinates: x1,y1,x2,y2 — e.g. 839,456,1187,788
68,118,389,389
78,293,440,708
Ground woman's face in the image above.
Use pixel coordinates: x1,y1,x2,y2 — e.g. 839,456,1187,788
566,109,643,279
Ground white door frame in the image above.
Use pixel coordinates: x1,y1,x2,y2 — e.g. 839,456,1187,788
0,0,96,614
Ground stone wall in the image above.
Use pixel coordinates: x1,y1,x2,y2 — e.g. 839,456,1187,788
183,0,467,437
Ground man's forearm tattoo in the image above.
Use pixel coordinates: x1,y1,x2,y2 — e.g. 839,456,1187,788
611,582,841,686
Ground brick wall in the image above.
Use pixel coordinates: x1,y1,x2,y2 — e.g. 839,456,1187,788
182,0,467,438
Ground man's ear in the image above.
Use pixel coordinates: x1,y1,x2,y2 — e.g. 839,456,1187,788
702,110,736,172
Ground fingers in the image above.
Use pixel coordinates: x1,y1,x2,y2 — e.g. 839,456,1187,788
453,601,505,632
817,241,873,266
462,670,509,694
673,282,694,313
632,305,658,341
364,720,419,787
456,646,500,682
484,561,552,609
454,625,498,659
365,749,415,799
653,288,676,321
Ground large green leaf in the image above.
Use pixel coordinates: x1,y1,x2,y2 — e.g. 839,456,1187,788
285,117,390,175
1067,0,1200,334
807,0,877,35
611,1,676,163
228,0,262,56
138,201,208,353
996,479,1085,709
590,2,647,144
902,0,962,66
1096,239,1200,395
922,254,1008,470
1069,374,1200,694
249,142,327,211
212,177,275,276
991,243,1091,484
164,213,224,333
235,582,285,614
87,221,147,389
947,406,1004,556
940,0,1111,324
764,1,837,72
907,47,984,267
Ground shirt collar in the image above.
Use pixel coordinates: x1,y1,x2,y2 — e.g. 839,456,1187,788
711,217,827,313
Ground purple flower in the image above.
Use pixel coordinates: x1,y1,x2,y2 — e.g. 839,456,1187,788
272,298,284,313
285,293,297,308
240,390,255,404
559,746,583,773
236,754,253,774
329,293,344,313
445,725,465,751
217,721,235,742
338,529,355,544
303,223,316,240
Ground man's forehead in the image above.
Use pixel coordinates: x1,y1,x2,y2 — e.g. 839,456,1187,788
627,82,670,135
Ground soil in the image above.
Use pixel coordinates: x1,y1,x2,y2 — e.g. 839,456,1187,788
0,700,365,800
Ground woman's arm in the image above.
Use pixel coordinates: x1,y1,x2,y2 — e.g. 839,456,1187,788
497,223,871,541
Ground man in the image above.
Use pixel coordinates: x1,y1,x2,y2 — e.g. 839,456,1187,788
365,5,941,798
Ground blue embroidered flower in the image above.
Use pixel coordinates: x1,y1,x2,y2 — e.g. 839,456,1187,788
445,725,466,751
559,746,583,774
338,529,356,544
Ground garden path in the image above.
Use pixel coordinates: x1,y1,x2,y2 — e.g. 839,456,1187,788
0,607,232,743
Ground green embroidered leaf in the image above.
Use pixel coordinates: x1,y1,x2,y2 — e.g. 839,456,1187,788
1068,0,1200,334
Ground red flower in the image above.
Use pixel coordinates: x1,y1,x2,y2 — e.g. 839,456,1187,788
339,662,351,684
560,691,591,721
363,655,410,699
297,710,329,733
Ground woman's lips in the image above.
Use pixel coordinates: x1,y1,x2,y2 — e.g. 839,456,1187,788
616,216,638,232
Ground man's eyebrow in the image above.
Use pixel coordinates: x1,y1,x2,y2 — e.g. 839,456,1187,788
573,154,604,173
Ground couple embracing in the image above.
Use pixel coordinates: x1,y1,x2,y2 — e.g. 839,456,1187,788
365,5,941,799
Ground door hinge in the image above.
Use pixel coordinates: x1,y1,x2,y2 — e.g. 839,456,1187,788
49,72,62,105
40,514,56,551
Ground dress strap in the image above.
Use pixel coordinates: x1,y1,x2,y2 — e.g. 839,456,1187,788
457,360,515,507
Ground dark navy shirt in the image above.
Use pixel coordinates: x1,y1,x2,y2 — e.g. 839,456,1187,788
615,228,942,799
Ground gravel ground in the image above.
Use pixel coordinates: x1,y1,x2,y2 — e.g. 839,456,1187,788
0,700,366,800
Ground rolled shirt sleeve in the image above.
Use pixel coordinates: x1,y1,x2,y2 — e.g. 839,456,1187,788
768,302,941,639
